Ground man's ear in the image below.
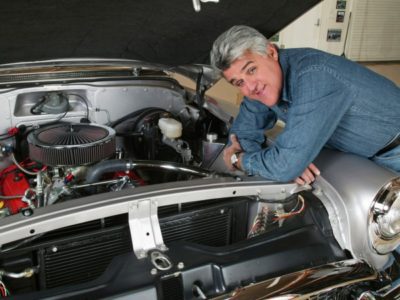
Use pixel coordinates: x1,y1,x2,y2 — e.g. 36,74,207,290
267,44,279,60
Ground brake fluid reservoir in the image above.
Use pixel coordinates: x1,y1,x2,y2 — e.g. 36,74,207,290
158,118,182,139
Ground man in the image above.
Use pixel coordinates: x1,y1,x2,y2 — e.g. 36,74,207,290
210,25,400,184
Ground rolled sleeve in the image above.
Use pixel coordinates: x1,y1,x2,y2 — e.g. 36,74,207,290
230,97,277,153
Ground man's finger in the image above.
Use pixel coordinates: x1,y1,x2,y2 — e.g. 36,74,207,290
308,163,320,176
295,177,305,185
302,168,314,183
230,134,237,141
230,134,242,147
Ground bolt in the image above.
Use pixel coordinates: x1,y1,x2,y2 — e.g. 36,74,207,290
52,246,58,253
177,262,185,269
136,250,146,258
313,186,322,195
22,208,33,217
357,292,375,300
150,268,157,275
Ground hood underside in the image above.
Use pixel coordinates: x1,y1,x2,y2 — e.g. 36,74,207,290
1,0,321,66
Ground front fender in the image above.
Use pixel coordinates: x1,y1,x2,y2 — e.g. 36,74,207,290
314,149,398,269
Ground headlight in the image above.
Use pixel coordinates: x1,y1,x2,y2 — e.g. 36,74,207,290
369,178,400,254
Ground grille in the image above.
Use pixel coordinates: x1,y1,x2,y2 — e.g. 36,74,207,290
37,200,247,289
161,208,232,247
40,230,132,289
27,123,116,166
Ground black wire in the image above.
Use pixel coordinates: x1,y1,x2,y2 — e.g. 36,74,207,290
111,107,166,128
26,111,69,134
0,134,14,141
116,132,143,137
53,109,69,123
30,96,47,115
206,119,213,134
0,233,45,253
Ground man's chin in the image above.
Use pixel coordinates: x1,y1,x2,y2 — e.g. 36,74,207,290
257,98,277,107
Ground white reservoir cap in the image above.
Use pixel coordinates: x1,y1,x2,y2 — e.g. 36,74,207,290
158,118,182,139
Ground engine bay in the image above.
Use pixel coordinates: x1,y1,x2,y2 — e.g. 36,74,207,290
0,77,348,298
0,186,348,299
1,76,393,299
0,78,230,217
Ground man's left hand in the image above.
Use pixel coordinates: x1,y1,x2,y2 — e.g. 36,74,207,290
295,163,320,185
223,134,244,171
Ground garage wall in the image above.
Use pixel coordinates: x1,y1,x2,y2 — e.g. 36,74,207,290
345,0,400,61
277,0,352,56
278,0,400,61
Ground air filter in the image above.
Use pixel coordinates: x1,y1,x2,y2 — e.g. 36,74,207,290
27,123,116,166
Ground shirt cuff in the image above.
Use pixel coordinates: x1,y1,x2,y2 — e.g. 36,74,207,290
241,152,255,176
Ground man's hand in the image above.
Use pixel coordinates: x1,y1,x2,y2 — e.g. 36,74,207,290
295,163,320,185
223,134,243,171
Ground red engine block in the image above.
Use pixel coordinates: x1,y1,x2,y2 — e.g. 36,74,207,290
0,165,29,215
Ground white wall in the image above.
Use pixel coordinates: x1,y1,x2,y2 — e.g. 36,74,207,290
278,0,352,56
277,0,400,61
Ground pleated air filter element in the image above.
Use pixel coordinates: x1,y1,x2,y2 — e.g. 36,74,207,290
28,123,116,166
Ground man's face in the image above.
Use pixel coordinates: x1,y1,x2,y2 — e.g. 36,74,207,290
223,44,283,107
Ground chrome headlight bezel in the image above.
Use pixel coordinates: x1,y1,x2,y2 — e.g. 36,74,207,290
368,178,400,254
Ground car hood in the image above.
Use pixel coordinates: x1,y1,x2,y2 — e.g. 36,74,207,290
1,0,321,66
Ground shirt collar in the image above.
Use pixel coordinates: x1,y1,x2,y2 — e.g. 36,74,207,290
278,48,291,104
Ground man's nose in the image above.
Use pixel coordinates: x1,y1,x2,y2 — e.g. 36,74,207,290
243,80,256,95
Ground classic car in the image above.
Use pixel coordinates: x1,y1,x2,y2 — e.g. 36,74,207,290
0,0,399,299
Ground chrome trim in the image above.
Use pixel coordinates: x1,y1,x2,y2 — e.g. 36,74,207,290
369,275,400,299
127,160,212,177
211,259,377,300
0,178,295,248
369,178,400,254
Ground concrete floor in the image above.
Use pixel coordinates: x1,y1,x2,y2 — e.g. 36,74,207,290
362,62,400,86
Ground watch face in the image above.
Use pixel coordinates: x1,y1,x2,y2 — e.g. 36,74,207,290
231,153,239,165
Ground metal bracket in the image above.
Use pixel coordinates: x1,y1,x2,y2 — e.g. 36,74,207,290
192,0,219,12
128,199,167,259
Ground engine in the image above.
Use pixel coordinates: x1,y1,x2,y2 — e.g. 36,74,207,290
27,123,116,167
0,88,228,217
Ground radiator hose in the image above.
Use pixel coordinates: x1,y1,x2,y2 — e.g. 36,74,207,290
85,159,213,184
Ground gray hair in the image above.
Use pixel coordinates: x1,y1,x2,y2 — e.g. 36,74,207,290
210,25,270,73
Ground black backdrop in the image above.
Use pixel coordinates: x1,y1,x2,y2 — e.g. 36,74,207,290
0,0,321,66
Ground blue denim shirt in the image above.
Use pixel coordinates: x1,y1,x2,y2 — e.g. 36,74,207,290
231,48,400,181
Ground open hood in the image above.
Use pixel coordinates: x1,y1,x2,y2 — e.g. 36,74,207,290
1,0,321,66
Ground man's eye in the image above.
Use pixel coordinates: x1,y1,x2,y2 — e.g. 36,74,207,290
248,67,256,75
236,80,244,87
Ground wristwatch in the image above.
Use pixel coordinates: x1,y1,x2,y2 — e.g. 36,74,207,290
230,152,242,169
